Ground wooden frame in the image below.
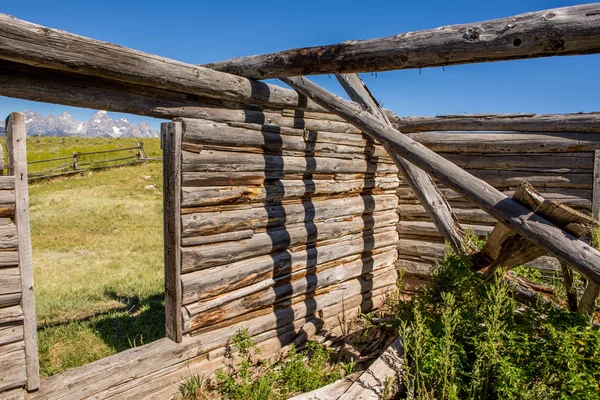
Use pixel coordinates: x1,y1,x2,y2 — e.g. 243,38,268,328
162,121,183,342
5,112,40,391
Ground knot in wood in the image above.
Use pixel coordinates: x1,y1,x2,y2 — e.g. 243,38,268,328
463,27,482,41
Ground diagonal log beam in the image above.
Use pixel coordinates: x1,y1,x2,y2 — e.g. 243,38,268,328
335,73,470,259
205,4,600,79
280,76,600,286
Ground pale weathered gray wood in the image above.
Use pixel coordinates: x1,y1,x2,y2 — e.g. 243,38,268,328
181,228,398,304
181,193,397,238
398,204,498,225
205,4,600,78
393,113,600,133
579,150,600,317
336,73,470,259
0,321,23,346
0,342,26,392
338,337,404,400
181,211,398,273
439,152,594,171
408,132,600,153
0,16,326,111
6,113,39,391
0,305,23,324
281,76,600,285
287,374,360,400
162,122,182,343
181,176,399,208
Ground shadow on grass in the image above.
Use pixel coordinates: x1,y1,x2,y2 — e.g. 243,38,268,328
91,292,165,352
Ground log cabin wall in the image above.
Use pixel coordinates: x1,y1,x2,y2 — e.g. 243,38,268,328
397,131,600,292
173,106,401,338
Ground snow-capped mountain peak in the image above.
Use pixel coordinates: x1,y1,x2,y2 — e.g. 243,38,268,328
20,110,159,138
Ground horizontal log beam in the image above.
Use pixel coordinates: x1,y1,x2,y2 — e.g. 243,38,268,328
0,20,323,111
392,113,600,133
281,75,600,285
204,4,600,79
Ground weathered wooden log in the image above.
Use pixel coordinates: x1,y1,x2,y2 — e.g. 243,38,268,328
480,182,598,274
205,4,600,79
398,220,492,239
399,239,446,261
281,76,600,285
287,375,360,400
408,132,600,153
182,118,370,158
0,220,18,250
0,15,329,111
0,321,23,347
338,337,405,400
393,113,600,133
398,204,498,225
184,268,398,333
0,342,26,392
0,267,20,297
439,152,594,171
182,193,397,239
0,305,23,324
336,73,470,259
181,211,399,272
183,251,397,329
182,149,397,175
181,229,399,304
182,176,399,208
560,262,578,312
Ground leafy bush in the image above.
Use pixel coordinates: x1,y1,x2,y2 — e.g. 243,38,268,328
397,251,600,399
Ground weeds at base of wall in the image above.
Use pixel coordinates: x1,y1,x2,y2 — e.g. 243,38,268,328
392,241,600,400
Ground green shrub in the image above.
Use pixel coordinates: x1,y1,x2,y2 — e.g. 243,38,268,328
397,251,600,400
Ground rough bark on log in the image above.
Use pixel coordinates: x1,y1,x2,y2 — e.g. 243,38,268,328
204,4,600,78
393,113,600,133
281,75,600,285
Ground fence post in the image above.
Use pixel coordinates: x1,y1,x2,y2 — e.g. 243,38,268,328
6,112,40,391
73,152,80,170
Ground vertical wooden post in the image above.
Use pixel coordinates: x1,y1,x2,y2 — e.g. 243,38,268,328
72,152,80,171
6,112,40,390
578,149,600,316
162,121,182,342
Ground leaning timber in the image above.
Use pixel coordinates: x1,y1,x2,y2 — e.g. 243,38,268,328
281,75,600,285
205,4,600,78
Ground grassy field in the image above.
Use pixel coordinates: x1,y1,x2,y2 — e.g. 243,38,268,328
23,137,165,378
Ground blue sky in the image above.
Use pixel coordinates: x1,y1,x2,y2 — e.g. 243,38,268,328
1,0,598,129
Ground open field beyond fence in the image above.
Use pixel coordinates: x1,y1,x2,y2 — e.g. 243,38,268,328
21,137,165,377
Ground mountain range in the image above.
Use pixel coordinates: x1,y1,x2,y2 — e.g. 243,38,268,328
0,111,159,138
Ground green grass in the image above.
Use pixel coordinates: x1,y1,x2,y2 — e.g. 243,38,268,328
25,137,164,378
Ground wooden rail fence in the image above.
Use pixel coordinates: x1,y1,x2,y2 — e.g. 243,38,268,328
17,142,160,181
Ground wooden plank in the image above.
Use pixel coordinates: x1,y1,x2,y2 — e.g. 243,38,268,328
205,4,600,78
162,122,182,343
397,220,492,239
0,252,18,268
393,113,600,133
408,132,600,153
287,374,360,400
0,267,20,296
0,178,14,191
0,321,23,346
440,152,594,171
397,204,497,225
0,16,326,111
0,305,23,324
338,337,405,400
5,113,39,390
281,75,600,286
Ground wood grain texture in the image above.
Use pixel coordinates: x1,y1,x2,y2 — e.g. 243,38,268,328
0,15,326,111
393,113,600,133
5,113,38,391
205,4,600,78
162,122,182,343
281,75,600,285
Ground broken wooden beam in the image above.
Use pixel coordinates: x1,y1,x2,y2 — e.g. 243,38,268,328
391,113,600,133
480,182,598,277
280,76,600,286
338,337,405,400
205,4,600,79
0,16,324,111
336,73,470,259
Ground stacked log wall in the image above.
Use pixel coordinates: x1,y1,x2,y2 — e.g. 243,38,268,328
397,131,600,291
